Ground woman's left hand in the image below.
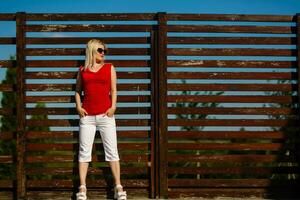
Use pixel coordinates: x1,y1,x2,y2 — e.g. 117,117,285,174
105,107,116,117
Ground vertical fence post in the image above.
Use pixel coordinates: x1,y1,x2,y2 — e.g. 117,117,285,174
16,12,26,199
156,12,168,199
150,28,158,198
296,13,300,177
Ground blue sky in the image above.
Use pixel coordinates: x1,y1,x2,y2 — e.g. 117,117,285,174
0,0,300,14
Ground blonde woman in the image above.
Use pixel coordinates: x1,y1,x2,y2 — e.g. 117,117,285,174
75,39,127,200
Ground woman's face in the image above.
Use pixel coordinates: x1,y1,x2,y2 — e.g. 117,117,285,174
94,44,106,62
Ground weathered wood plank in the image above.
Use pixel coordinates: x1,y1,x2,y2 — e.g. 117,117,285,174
168,188,299,199
0,156,13,163
167,95,297,103
25,107,150,115
26,130,150,138
26,60,149,67
26,167,148,175
27,179,149,188
26,83,150,91
168,131,287,139
167,14,295,22
167,83,297,91
26,119,151,126
0,13,15,21
25,71,150,79
168,143,283,151
26,155,149,163
0,37,16,44
168,107,299,115
26,143,150,151
167,72,297,79
168,166,300,174
0,84,14,92
168,25,295,34
168,48,296,56
168,154,295,162
168,179,299,187
168,36,295,45
25,95,150,103
26,24,152,32
25,48,150,56
27,37,149,44
167,60,296,68
26,13,156,21
168,119,298,126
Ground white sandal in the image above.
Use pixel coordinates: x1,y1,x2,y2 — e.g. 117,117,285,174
114,184,127,200
76,184,87,200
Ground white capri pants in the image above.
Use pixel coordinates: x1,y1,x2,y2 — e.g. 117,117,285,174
78,114,120,162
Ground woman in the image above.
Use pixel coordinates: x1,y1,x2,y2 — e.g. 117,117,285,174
75,39,127,200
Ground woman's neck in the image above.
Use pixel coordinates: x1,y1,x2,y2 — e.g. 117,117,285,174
93,59,104,67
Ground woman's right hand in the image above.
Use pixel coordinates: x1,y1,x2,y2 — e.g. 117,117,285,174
77,107,88,118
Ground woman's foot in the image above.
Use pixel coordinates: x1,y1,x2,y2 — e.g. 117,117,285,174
76,185,87,200
114,184,127,200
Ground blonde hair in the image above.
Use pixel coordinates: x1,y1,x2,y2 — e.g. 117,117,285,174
83,39,108,71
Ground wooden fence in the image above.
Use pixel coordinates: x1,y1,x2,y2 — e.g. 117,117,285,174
0,12,300,199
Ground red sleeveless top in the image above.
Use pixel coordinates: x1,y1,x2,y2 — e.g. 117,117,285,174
80,63,112,115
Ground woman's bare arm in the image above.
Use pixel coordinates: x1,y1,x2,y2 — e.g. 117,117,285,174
110,64,117,109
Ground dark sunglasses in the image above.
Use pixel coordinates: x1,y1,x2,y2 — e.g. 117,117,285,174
97,48,108,54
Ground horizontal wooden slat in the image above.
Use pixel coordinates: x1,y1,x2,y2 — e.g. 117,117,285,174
168,119,298,126
26,143,149,151
26,119,150,126
0,84,14,92
0,108,14,115
26,130,150,139
26,154,149,163
0,181,13,188
25,190,149,200
168,37,296,45
168,107,299,115
26,83,150,91
168,131,287,139
25,107,150,115
168,143,283,151
168,25,295,34
167,14,295,22
0,131,14,140
26,166,148,175
25,95,150,103
168,154,295,162
168,167,300,174
168,179,299,187
0,37,16,44
26,25,153,32
0,156,13,163
27,179,149,188
27,37,149,44
168,48,295,56
0,60,16,68
26,13,156,21
168,72,296,79
168,188,299,199
25,48,150,56
0,13,15,21
26,60,149,67
167,95,297,103
167,60,296,68
167,83,297,91
25,71,150,79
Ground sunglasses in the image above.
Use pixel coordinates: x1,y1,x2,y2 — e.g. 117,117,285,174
97,48,108,54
